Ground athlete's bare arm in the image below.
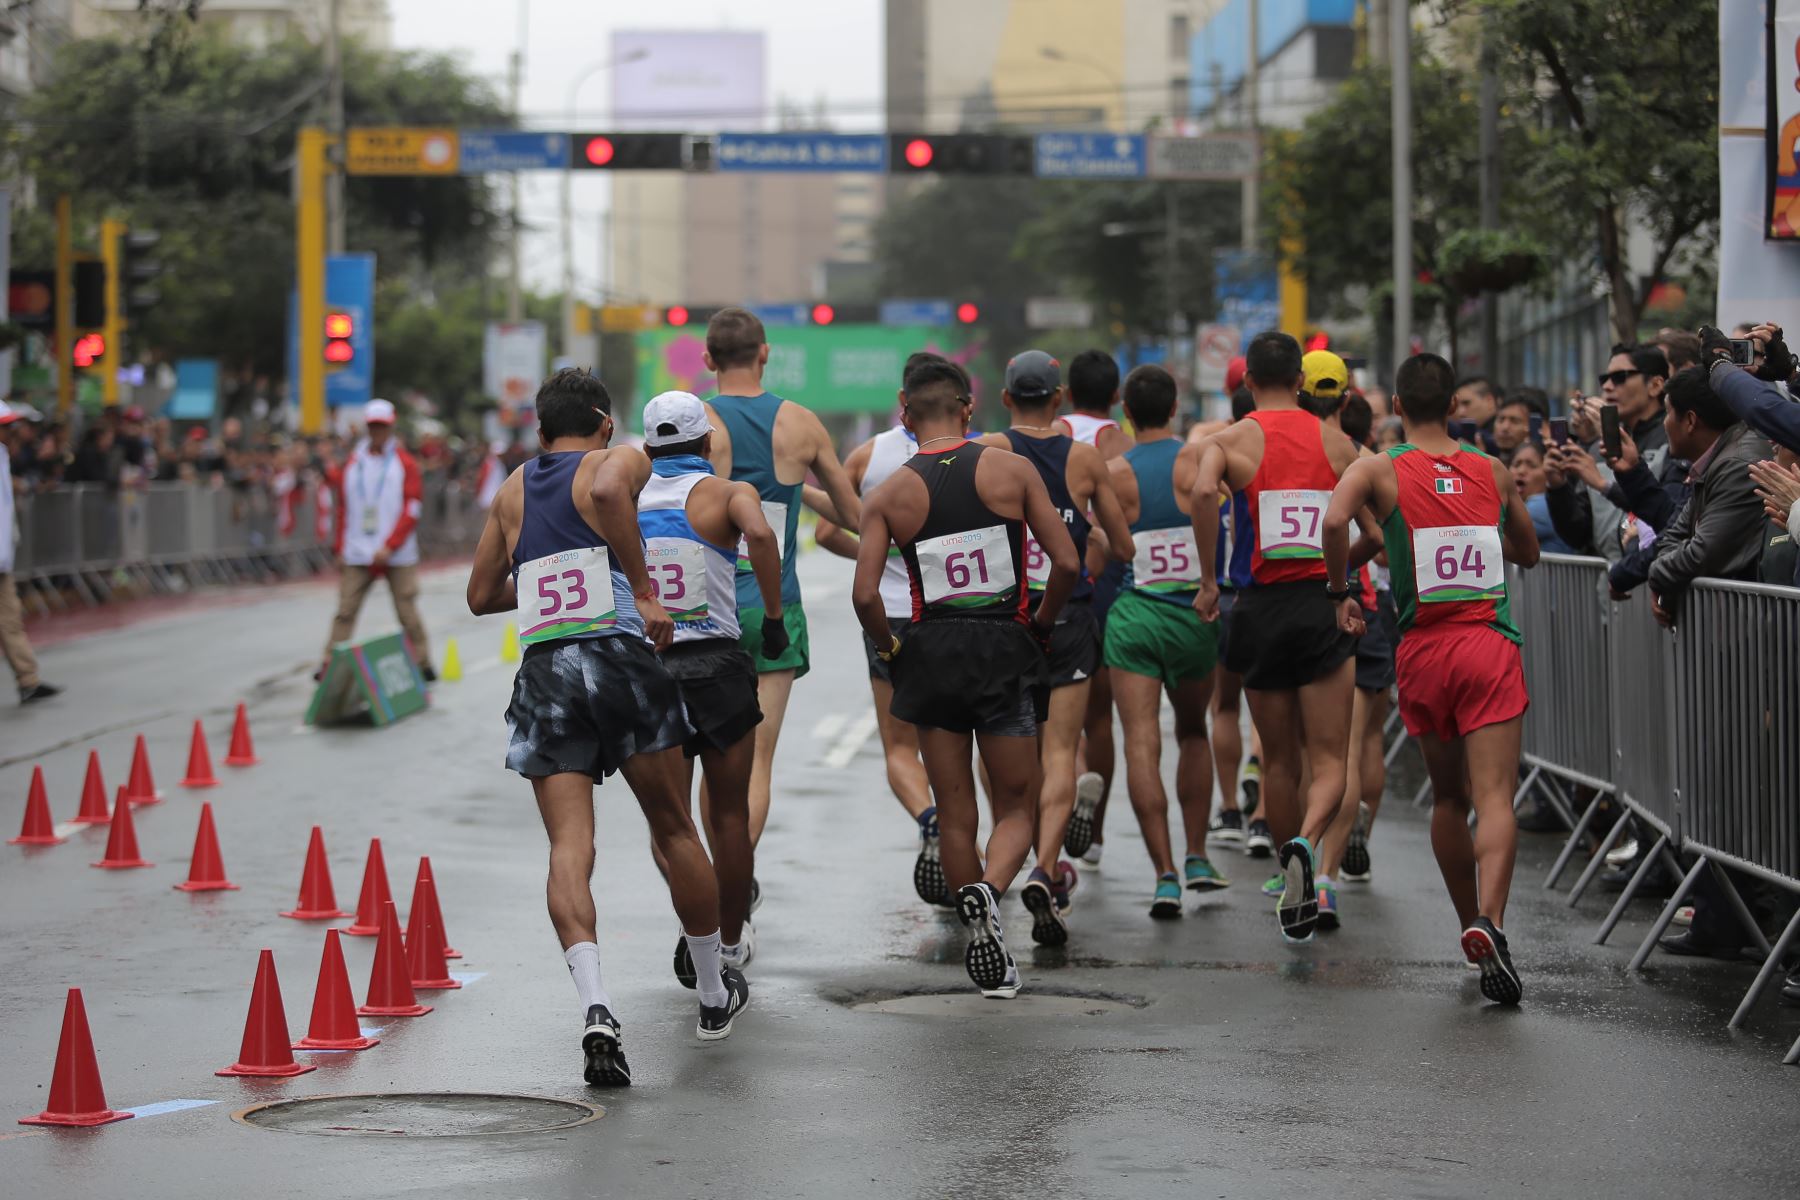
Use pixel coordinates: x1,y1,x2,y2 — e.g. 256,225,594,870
725,479,785,617
1073,442,1134,563
811,437,874,558
1108,455,1142,524
701,402,733,479
1190,441,1230,617
794,406,862,533
586,447,673,650
465,469,521,615
1493,457,1541,568
1323,455,1392,635
1006,457,1078,630
851,485,909,650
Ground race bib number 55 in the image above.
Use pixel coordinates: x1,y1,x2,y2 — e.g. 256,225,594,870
1411,525,1504,603
517,546,617,645
1132,526,1202,594
1259,489,1330,559
916,524,1018,610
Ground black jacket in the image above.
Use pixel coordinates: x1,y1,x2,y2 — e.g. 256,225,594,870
1647,422,1776,601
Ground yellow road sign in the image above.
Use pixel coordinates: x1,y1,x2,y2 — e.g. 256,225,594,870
599,304,660,332
345,128,460,176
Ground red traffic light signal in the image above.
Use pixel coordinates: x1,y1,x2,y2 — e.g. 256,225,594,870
1304,331,1331,351
324,309,355,367
903,139,934,169
956,302,980,324
811,303,835,326
325,312,354,340
584,136,615,167
72,332,105,369
324,340,354,364
666,305,690,327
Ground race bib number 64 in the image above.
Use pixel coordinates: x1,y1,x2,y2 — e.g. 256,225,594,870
1412,525,1504,603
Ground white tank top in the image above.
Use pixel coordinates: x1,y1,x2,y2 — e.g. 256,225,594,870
637,471,743,644
862,426,918,619
1060,411,1119,446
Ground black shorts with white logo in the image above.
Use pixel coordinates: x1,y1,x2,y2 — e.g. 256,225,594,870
1354,591,1398,693
890,616,1048,736
1030,597,1099,689
662,638,764,756
504,635,690,780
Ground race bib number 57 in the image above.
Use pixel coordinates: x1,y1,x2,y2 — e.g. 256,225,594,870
1259,489,1330,559
1411,525,1504,603
916,524,1018,610
517,546,617,645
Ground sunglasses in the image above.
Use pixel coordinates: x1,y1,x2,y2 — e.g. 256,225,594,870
1597,369,1641,388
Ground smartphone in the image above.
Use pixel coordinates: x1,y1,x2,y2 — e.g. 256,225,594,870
1549,417,1569,445
1600,405,1622,459
1730,338,1755,365
1528,412,1543,443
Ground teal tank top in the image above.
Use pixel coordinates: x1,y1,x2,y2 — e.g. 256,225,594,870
1121,437,1203,605
708,392,803,609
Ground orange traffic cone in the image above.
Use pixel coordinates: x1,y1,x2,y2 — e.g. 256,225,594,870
224,702,259,767
9,766,63,846
217,950,315,1077
91,787,151,870
358,902,431,1017
294,930,379,1051
173,803,238,892
179,720,220,788
18,989,133,1127
72,750,110,825
279,826,348,919
406,857,461,959
342,838,393,937
123,734,162,806
406,871,460,991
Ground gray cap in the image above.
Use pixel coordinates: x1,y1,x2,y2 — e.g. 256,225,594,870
1004,350,1061,400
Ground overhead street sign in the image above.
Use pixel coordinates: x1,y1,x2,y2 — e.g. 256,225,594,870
458,131,569,173
751,303,812,327
880,299,952,326
345,128,459,175
1026,297,1095,329
715,133,887,172
1034,133,1147,179
1148,134,1259,181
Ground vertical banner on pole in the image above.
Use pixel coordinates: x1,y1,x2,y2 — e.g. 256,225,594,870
1720,3,1800,333
1772,0,1800,240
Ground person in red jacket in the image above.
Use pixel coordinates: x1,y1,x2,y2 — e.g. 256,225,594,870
317,399,435,680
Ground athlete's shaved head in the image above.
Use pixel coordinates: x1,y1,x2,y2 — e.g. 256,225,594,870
1122,364,1178,430
902,359,972,420
706,307,767,370
1396,353,1457,425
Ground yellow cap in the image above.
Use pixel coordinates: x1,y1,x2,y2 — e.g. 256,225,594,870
1302,349,1349,399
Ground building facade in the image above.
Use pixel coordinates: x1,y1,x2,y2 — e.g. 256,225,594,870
76,0,392,50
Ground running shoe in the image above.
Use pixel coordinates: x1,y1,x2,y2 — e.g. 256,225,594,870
750,875,762,914
1246,818,1274,858
698,967,751,1040
1149,872,1183,920
722,923,756,970
1261,874,1284,898
1276,837,1318,943
582,1004,631,1087
19,682,61,703
1065,772,1104,858
1316,878,1340,931
1341,802,1372,882
1184,854,1230,891
672,932,696,990
1605,835,1641,870
1240,757,1262,817
1081,841,1104,869
913,805,948,906
981,960,1022,1000
1052,860,1079,913
1460,916,1522,1005
956,882,1015,992
1671,905,1694,928
1209,807,1246,847
1021,869,1068,947
420,663,438,684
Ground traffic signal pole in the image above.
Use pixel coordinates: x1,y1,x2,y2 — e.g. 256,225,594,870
297,127,336,435
54,194,73,416
100,218,124,407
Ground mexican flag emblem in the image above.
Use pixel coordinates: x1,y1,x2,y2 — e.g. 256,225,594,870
1434,477,1464,494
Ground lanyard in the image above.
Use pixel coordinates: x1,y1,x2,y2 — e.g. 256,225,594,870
355,447,395,513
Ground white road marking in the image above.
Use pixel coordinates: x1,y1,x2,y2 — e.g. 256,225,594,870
820,712,878,770
811,713,847,742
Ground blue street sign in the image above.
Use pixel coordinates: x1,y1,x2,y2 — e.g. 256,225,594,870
715,133,887,173
287,253,376,413
751,304,812,327
1034,133,1147,179
880,299,953,326
459,131,569,172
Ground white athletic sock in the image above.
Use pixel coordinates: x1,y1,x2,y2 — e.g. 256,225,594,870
685,930,729,1006
720,940,743,964
564,942,612,1014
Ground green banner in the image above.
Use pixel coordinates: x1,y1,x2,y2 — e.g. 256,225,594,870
635,324,967,416
305,631,430,727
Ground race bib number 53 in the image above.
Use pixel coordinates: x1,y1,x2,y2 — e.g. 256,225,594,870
644,539,709,623
517,546,617,645
1411,525,1504,603
1259,489,1330,559
916,524,1018,609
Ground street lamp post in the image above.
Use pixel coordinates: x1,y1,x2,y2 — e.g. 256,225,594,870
560,49,648,361
1039,46,1121,129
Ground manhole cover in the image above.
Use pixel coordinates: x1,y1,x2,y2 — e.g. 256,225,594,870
853,993,1132,1016
234,1093,603,1138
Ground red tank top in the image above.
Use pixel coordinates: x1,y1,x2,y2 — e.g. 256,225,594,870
1388,445,1514,636
1244,409,1338,584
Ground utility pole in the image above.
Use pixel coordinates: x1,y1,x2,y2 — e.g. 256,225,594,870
1390,1,1412,378
1369,0,1391,67
54,194,72,416
1241,0,1259,250
297,128,334,435
506,0,528,323
326,0,346,254
1478,32,1501,376
99,219,124,408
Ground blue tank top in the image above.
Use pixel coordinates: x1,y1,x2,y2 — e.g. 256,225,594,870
1218,491,1254,590
1122,437,1203,605
511,451,643,642
708,392,803,610
1002,429,1092,602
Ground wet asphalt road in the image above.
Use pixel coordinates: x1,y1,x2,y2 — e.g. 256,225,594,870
2,553,1796,1199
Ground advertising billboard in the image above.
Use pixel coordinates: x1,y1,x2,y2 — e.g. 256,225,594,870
1772,0,1800,240
610,31,767,131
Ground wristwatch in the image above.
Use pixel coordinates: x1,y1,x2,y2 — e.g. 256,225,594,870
876,635,902,663
1325,582,1353,600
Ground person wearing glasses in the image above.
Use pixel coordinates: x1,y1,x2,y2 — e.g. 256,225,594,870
1542,345,1674,566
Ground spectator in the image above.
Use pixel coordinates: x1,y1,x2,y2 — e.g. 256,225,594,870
1509,442,1572,553
1373,415,1405,452
65,425,119,485
1655,330,1704,372
1751,444,1800,587
1453,375,1501,429
1645,367,1774,624
1491,395,1535,458
0,402,61,703
1700,323,1800,453
1549,412,1691,596
1548,344,1674,562
1339,391,1375,450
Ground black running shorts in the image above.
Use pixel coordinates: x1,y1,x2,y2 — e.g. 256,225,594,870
661,638,764,757
1038,598,1099,689
504,635,690,780
1222,580,1357,691
862,617,913,684
890,616,1049,736
1354,591,1398,693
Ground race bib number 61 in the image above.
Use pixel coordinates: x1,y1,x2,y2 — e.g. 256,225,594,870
517,546,617,645
1412,525,1504,603
917,524,1018,609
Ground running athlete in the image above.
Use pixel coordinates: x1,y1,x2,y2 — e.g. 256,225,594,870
464,370,747,1087
637,392,785,983
1057,349,1129,868
852,358,1078,997
1323,352,1539,1003
700,308,863,908
1105,365,1229,918
1191,332,1373,944
977,350,1134,945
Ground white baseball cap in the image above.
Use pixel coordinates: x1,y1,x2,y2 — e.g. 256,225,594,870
364,398,396,425
0,401,19,425
641,391,713,447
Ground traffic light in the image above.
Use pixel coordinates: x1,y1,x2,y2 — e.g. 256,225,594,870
72,332,105,369
887,134,1034,175
72,261,106,328
811,303,835,326
324,310,355,368
956,301,981,325
662,305,722,328
573,133,687,171
122,229,161,317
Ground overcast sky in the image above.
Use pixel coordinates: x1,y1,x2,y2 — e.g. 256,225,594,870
388,0,886,298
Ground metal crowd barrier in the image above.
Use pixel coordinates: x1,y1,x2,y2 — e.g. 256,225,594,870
7,479,481,614
1508,557,1800,1061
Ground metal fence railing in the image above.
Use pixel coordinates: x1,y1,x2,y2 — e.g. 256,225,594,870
7,480,484,614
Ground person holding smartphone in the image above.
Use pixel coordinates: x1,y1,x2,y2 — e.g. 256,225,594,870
1542,345,1674,563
